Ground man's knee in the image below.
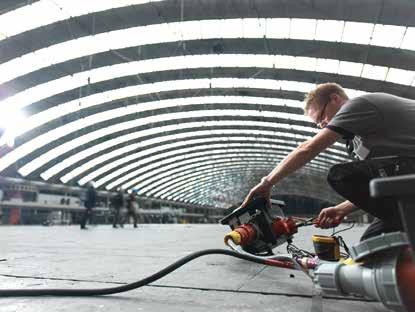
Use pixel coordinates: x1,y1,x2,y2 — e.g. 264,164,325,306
360,218,385,241
327,160,370,189
327,162,352,189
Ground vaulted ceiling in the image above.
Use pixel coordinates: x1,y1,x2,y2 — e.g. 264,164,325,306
0,0,414,208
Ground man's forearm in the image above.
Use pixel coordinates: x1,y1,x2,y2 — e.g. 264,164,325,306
335,200,358,216
263,128,340,186
265,142,319,185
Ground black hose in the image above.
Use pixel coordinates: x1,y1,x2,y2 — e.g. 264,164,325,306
0,249,279,297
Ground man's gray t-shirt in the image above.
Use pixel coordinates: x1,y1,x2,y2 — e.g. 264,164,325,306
327,93,415,160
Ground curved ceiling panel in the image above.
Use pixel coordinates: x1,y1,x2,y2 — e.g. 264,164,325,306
127,154,328,194
0,0,414,209
147,162,326,200
151,165,323,200
1,17,414,85
85,138,342,188
2,0,414,46
105,148,331,192
168,167,331,206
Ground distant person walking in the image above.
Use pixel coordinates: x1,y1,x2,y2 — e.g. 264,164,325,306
111,188,124,228
123,190,138,228
80,182,97,229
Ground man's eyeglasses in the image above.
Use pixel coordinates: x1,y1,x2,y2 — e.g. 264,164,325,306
316,99,329,128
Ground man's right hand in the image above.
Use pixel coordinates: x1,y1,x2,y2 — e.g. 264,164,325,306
240,177,273,209
315,206,346,228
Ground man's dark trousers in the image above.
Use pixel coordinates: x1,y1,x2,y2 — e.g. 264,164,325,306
327,156,415,241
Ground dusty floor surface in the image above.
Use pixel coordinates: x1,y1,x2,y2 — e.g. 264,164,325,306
0,224,388,312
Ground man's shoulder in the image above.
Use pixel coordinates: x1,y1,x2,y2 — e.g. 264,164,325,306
347,92,410,113
329,93,384,134
353,92,406,104
341,94,375,113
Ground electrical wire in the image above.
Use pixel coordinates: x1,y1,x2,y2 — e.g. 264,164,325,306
296,217,317,228
331,222,355,236
226,239,295,262
286,243,315,258
291,216,308,222
336,236,351,257
328,223,355,257
0,248,295,297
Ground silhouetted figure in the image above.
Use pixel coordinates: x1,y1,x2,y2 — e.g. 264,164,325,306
123,190,138,228
80,182,97,229
112,188,124,228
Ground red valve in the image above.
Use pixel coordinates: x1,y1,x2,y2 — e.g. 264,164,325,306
396,247,415,311
230,217,298,247
271,217,298,237
234,223,257,246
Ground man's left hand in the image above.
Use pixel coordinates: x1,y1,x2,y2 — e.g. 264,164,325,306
240,177,273,209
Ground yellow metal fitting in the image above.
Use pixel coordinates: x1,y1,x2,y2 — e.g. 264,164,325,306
340,257,363,265
224,231,241,246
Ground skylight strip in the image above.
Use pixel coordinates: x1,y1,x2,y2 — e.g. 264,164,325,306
371,24,406,48
0,0,161,40
401,27,415,50
8,106,316,176
361,64,389,81
341,22,374,45
386,68,415,85
315,20,344,42
0,53,372,118
125,153,330,193
0,18,412,86
8,85,310,140
338,61,364,77
290,19,317,40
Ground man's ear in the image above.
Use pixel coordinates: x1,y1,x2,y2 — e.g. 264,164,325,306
331,93,345,105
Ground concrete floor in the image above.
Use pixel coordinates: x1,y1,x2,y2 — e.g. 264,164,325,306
0,224,388,312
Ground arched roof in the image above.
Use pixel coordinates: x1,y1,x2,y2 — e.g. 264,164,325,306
0,0,414,208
